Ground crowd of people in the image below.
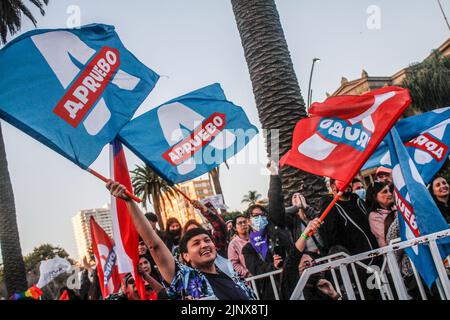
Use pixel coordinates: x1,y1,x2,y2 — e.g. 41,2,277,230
68,162,450,301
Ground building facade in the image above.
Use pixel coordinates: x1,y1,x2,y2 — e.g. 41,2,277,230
161,178,216,227
72,205,112,261
328,38,450,184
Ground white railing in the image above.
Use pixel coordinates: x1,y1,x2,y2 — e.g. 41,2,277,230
245,269,283,300
290,228,450,300
243,228,450,300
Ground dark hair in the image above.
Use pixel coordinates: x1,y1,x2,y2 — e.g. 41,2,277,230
145,212,158,223
165,217,181,233
384,211,397,240
182,219,202,235
179,228,212,254
300,250,321,262
233,214,247,227
368,181,393,212
428,176,448,205
246,204,268,217
352,178,363,185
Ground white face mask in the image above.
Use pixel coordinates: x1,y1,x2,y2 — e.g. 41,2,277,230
355,189,366,201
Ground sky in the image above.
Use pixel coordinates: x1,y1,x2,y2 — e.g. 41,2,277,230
0,0,448,260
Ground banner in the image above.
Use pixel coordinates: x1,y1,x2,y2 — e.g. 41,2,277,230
0,23,159,169
363,107,450,184
387,128,450,287
90,216,121,298
201,194,228,210
280,87,411,187
36,256,71,289
119,83,258,184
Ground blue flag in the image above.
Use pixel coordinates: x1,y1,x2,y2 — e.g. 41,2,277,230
363,107,450,184
119,83,258,184
0,24,159,169
387,127,450,287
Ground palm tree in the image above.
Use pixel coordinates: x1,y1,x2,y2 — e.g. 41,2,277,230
241,190,262,206
0,0,49,296
231,0,327,206
1,0,49,44
403,51,450,113
131,165,179,230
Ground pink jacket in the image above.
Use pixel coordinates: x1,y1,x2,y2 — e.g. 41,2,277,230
369,209,390,247
227,236,251,278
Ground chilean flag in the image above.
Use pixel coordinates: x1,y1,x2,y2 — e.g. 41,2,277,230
281,87,411,188
89,216,121,298
109,139,146,299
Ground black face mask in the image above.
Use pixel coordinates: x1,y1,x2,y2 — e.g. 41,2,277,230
342,191,353,199
305,272,325,288
168,228,181,238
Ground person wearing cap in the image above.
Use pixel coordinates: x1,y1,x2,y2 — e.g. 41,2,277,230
318,179,379,261
106,181,256,300
375,166,393,184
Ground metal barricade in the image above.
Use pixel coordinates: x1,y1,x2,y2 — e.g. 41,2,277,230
289,228,450,300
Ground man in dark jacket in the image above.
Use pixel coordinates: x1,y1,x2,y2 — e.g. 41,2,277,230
242,161,294,300
319,179,379,263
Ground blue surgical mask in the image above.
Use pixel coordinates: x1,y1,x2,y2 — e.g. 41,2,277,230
355,189,366,201
251,215,268,231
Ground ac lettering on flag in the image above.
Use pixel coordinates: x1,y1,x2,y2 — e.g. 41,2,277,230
163,112,227,166
363,107,450,185
281,86,411,187
317,118,371,151
405,133,448,162
386,128,450,287
393,188,420,237
119,84,258,184
53,46,120,127
0,24,159,169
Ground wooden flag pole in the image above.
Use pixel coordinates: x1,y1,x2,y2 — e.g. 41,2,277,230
173,185,194,204
87,168,142,203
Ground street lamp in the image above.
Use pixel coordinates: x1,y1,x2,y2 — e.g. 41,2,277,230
307,58,321,114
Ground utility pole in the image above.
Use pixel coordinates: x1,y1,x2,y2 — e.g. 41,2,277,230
437,0,450,32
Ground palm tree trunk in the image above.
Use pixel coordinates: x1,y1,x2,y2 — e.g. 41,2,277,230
0,123,28,295
231,0,327,206
151,192,165,230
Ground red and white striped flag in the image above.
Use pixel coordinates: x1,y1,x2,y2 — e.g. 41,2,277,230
89,217,121,298
109,139,146,299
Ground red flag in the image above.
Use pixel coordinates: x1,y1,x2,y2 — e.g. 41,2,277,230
281,87,411,188
59,290,69,301
109,139,146,299
90,216,121,299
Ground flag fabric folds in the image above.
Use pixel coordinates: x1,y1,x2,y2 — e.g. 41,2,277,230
386,128,450,288
363,107,450,184
109,139,146,299
89,216,121,298
280,87,411,187
119,83,258,184
36,256,71,289
0,23,159,169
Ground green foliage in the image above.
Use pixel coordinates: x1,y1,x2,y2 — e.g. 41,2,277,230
403,52,450,113
222,211,245,223
1,0,50,44
23,244,70,273
131,164,179,229
241,190,262,206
